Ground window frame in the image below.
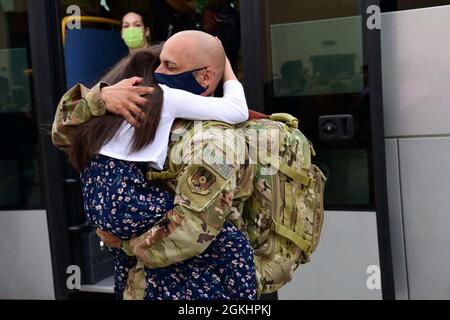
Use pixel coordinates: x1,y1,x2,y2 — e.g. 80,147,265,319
240,0,395,300
381,0,450,12
28,0,71,300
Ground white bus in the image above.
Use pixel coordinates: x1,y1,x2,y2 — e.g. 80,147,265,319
0,0,448,300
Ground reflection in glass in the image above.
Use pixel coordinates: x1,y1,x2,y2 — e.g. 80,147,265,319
316,149,370,205
270,17,364,97
0,0,43,210
0,48,32,113
261,0,374,209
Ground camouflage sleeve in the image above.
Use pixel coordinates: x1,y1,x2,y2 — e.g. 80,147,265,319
127,126,239,268
51,82,108,153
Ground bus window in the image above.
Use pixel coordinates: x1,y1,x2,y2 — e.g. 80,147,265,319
258,0,374,210
57,0,242,87
0,0,43,210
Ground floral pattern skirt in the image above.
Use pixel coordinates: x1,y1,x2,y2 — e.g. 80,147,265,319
80,154,256,300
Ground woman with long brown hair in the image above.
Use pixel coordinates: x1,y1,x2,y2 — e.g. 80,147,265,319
67,49,256,300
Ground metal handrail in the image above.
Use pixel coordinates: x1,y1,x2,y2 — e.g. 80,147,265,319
61,16,121,46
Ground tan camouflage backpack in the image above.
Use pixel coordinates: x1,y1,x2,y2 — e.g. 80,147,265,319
238,113,326,295
146,115,326,296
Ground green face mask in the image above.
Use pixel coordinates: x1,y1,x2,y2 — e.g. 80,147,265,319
122,27,145,49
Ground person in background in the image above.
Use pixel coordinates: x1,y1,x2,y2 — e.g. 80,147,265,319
149,0,197,43
121,11,151,53
201,0,240,71
279,60,307,97
0,75,13,111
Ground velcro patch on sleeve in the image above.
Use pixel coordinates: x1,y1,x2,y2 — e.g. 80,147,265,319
188,167,216,195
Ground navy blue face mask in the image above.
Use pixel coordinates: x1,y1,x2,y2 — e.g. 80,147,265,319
154,67,208,95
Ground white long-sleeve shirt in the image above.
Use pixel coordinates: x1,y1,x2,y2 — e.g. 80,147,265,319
99,80,248,169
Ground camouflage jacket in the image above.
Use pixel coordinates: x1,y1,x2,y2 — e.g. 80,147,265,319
51,83,254,299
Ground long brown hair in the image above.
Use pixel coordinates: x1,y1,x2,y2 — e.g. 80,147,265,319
67,49,163,171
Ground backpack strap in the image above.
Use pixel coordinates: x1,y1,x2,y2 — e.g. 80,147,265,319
269,113,299,129
260,154,312,187
146,170,179,181
278,161,312,187
271,218,311,254
263,113,311,186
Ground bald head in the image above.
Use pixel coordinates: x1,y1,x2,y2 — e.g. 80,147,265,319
168,31,226,72
155,30,226,96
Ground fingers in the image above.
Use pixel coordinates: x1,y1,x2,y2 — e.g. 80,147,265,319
112,96,147,127
122,110,140,128
129,76,144,86
113,80,153,96
129,94,148,107
126,101,144,119
104,79,155,127
133,86,154,96
96,227,123,248
126,88,154,123
118,77,143,87
115,77,141,89
96,228,109,240
128,98,149,122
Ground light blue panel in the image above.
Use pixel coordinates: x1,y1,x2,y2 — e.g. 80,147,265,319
0,210,55,299
385,139,409,300
381,6,450,137
80,276,114,294
399,137,450,299
279,211,382,300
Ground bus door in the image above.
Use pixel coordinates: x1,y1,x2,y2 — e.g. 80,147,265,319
240,0,394,299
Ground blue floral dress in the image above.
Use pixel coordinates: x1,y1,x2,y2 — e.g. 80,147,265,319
80,154,256,300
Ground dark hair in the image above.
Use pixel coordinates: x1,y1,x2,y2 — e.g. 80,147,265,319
122,10,150,29
67,50,163,171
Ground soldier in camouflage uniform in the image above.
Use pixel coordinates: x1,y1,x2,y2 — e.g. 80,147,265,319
53,31,259,300
53,83,257,300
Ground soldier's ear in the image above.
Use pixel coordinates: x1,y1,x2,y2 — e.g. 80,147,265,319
196,68,214,88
